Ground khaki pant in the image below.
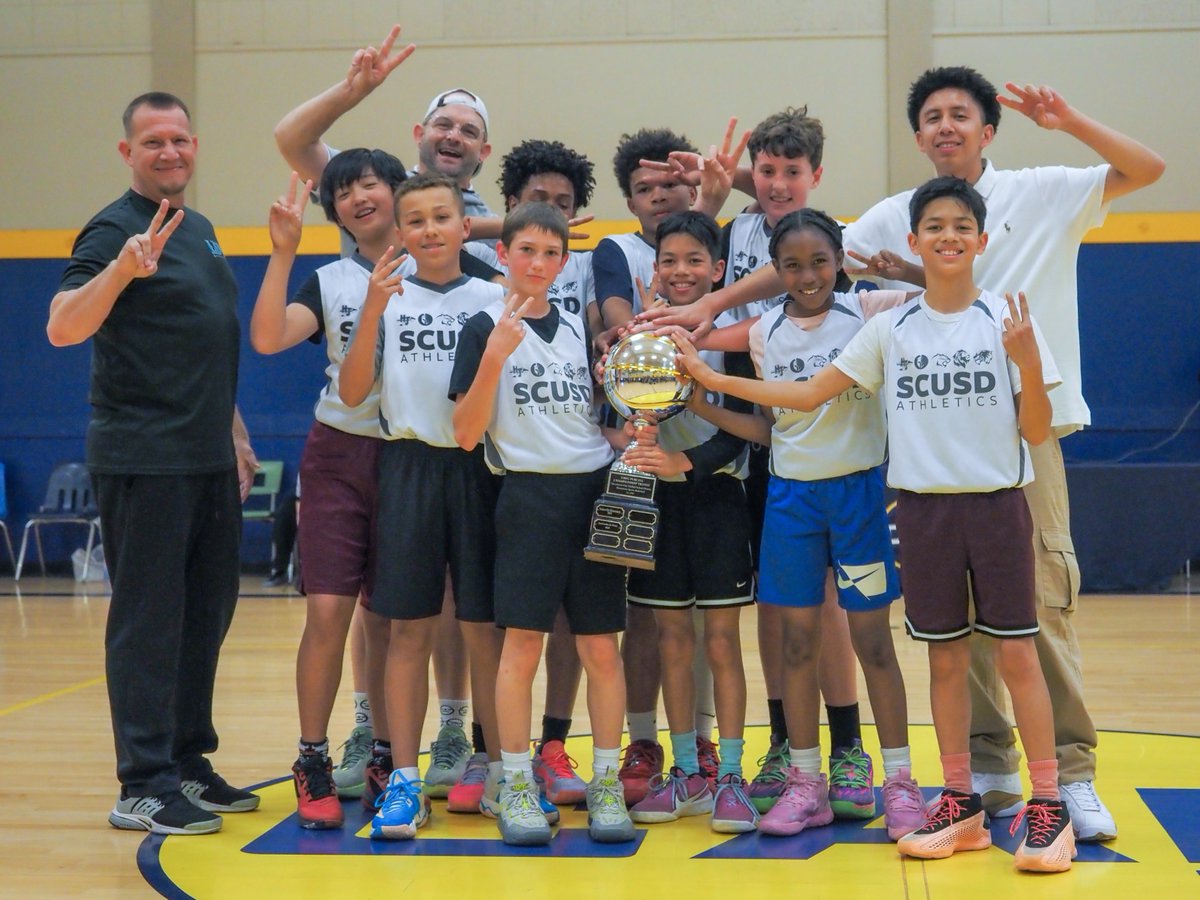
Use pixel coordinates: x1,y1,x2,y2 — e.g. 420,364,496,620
967,433,1098,784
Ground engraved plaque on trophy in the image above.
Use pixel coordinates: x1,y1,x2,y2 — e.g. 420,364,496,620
584,332,694,570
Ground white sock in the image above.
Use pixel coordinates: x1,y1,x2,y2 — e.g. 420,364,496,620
694,711,716,742
440,698,469,731
353,692,372,730
487,760,504,782
789,745,823,776
627,710,658,744
881,746,912,779
501,750,533,781
592,746,621,780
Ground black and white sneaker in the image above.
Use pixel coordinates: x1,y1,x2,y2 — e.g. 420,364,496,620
181,771,261,812
109,790,223,835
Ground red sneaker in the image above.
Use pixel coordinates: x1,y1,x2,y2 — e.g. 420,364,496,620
361,751,393,810
292,753,343,829
618,739,664,805
696,736,721,788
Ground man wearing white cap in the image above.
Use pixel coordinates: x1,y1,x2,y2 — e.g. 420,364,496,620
274,25,497,227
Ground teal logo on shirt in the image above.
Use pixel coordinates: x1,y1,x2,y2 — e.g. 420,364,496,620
205,239,224,258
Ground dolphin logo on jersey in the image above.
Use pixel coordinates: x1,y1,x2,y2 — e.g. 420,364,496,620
952,349,970,368
932,353,951,368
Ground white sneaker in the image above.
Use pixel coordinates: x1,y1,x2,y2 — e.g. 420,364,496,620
1061,780,1117,842
971,771,1025,818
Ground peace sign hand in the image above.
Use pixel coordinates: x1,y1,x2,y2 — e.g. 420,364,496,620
117,198,183,280
635,274,665,313
345,24,417,99
365,245,406,311
998,82,1073,132
1001,291,1042,372
268,171,312,253
487,292,534,359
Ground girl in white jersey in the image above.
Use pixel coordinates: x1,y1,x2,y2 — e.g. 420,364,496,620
678,209,924,841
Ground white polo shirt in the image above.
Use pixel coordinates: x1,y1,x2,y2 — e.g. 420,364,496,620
843,160,1110,433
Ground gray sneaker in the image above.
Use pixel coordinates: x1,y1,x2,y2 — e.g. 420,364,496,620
497,775,552,846
109,790,222,835
587,771,637,843
424,725,472,798
332,725,374,799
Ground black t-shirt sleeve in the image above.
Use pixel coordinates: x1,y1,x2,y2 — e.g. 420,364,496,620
682,351,755,480
459,249,503,282
292,271,326,344
447,311,495,400
58,218,128,291
592,239,634,314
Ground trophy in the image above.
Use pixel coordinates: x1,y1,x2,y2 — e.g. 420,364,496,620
584,332,695,570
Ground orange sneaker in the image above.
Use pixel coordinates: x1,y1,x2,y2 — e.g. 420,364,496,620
1013,798,1076,873
897,789,990,859
292,753,344,829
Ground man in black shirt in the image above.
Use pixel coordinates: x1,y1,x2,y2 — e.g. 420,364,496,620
48,92,259,835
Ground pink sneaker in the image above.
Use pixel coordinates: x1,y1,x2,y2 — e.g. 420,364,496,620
629,767,713,823
757,768,834,836
711,773,760,833
447,753,488,813
881,768,925,840
533,740,587,805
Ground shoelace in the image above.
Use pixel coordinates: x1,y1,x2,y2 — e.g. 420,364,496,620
716,778,752,809
298,755,337,798
506,782,544,817
459,757,488,786
591,776,625,812
338,730,373,770
920,792,969,831
378,776,425,812
752,745,790,784
883,777,924,813
1063,782,1102,811
1010,801,1062,845
830,746,872,787
621,744,659,774
539,744,580,779
431,735,470,769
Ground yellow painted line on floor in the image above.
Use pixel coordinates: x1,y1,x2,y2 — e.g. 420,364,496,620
0,675,105,718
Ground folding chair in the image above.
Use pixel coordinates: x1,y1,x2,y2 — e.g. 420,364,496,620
15,462,101,580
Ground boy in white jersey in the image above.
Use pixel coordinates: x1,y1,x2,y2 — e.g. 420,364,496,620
674,209,922,841
615,212,758,834
450,203,636,847
677,178,1076,873
251,150,407,829
495,138,598,806
338,173,511,841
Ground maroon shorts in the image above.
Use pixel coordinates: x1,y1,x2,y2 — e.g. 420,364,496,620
894,488,1039,642
297,421,381,599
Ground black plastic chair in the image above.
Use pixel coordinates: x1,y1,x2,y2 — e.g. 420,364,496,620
15,462,101,580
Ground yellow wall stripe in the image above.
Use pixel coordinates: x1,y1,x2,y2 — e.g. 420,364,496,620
3,212,1198,259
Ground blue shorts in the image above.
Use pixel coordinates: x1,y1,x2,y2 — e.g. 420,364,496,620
758,467,901,612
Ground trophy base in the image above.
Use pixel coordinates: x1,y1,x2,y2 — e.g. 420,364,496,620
584,496,658,571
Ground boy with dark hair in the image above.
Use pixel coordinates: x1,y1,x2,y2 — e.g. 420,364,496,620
620,211,759,834
677,176,1077,872
337,172,509,841
450,202,636,846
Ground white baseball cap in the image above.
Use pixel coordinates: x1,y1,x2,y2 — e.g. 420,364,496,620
424,88,489,133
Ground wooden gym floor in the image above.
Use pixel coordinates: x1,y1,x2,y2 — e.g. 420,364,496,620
1,575,1197,898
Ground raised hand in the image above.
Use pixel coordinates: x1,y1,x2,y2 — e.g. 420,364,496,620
695,145,734,214
713,116,751,179
486,291,534,358
345,24,416,98
998,82,1072,131
117,198,183,280
567,213,595,242
268,171,312,253
365,245,406,310
635,274,664,313
845,248,911,282
1001,291,1041,370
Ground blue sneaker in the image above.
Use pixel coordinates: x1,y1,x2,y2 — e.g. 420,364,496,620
370,771,431,840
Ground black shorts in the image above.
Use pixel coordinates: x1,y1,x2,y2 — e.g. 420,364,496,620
627,475,754,609
493,469,627,635
371,439,498,622
895,488,1039,642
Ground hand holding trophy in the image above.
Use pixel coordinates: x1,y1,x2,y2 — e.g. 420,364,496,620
584,332,695,569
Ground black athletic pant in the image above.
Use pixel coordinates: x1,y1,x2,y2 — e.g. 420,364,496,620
94,470,241,797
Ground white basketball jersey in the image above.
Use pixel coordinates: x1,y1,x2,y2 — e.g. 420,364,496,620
722,213,788,322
